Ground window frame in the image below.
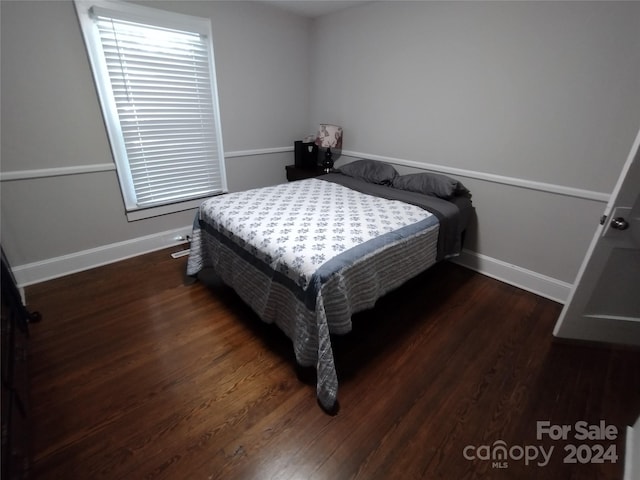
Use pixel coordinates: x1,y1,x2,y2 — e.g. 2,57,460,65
74,0,227,221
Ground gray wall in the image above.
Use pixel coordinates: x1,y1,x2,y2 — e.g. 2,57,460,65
1,0,311,267
310,1,640,286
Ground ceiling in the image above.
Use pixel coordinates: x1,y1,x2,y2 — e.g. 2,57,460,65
260,1,369,18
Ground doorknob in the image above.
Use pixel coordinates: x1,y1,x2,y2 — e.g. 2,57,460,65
610,217,629,230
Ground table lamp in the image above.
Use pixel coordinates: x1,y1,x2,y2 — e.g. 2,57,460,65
315,124,343,173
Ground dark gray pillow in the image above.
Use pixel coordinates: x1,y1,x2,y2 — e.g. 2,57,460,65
338,159,398,185
392,172,470,199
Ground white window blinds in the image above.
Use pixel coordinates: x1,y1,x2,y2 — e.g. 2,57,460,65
76,1,226,215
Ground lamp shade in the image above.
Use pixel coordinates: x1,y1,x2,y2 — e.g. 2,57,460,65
315,124,343,149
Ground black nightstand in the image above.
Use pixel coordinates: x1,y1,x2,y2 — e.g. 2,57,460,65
285,164,327,181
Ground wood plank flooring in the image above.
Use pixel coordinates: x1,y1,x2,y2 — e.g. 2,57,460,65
24,247,640,479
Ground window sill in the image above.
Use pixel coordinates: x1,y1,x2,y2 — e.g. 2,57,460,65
126,197,216,221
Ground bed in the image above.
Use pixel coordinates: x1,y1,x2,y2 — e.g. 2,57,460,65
186,160,473,411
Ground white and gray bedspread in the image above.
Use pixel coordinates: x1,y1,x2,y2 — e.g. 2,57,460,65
187,175,465,410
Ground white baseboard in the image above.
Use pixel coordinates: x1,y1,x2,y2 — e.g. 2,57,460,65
13,230,572,305
452,249,571,304
12,225,193,287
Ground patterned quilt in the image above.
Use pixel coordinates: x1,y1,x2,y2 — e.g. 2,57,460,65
187,178,440,410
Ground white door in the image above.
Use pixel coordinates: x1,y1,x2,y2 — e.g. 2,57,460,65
553,129,640,345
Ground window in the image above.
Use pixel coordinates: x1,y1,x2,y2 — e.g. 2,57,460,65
75,0,226,220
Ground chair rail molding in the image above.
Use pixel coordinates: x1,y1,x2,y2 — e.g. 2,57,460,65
1,147,611,204
0,163,116,181
342,150,611,203
0,147,295,182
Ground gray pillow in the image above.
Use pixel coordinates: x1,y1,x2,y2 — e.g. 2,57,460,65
392,172,470,199
338,159,398,185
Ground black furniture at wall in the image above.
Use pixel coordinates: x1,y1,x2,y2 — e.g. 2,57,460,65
1,248,40,479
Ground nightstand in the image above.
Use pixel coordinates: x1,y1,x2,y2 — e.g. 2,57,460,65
285,164,327,181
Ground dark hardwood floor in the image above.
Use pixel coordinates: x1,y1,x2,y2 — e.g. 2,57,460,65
24,247,640,479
